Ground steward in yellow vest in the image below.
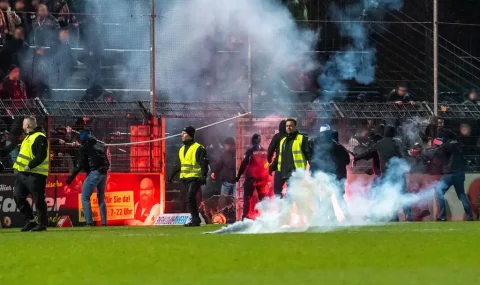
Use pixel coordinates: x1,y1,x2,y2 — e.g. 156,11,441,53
12,117,49,231
168,126,209,227
270,119,311,195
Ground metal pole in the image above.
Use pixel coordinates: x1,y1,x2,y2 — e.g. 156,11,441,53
150,0,156,116
247,32,253,114
433,0,438,116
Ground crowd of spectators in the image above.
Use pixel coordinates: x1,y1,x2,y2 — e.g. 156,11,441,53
0,0,101,101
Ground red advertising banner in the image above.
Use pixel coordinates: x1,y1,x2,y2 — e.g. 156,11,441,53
0,172,164,228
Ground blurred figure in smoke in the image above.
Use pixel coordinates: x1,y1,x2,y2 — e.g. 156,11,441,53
310,125,351,220
0,65,27,102
126,178,161,226
0,0,21,45
32,4,59,98
387,83,414,105
168,126,209,227
270,118,311,195
433,129,474,221
237,134,270,220
14,1,30,36
0,25,29,74
463,89,478,105
355,126,412,221
211,137,237,198
267,120,286,197
54,27,75,87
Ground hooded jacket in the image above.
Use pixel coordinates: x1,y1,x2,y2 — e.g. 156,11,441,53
238,135,269,180
267,120,286,163
355,126,408,173
71,136,109,177
310,130,350,180
434,130,468,174
212,147,236,183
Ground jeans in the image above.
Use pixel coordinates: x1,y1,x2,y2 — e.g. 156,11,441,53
221,182,237,198
435,172,473,220
81,170,107,225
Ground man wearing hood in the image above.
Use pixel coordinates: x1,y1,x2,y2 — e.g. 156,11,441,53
66,129,110,226
168,126,209,227
355,125,412,221
270,118,311,192
310,125,351,219
7,117,49,231
267,120,286,197
237,134,269,220
433,129,473,221
211,137,237,197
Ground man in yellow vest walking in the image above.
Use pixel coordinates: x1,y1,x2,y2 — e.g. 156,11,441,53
168,126,209,227
270,118,311,195
12,117,49,231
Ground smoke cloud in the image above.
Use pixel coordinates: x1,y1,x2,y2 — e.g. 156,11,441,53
212,158,440,234
155,0,317,102
318,0,404,99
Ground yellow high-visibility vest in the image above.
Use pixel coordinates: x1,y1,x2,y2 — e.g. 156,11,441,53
278,134,306,171
13,132,49,176
179,142,203,179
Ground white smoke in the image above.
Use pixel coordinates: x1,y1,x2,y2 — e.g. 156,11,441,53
155,0,318,101
211,158,441,234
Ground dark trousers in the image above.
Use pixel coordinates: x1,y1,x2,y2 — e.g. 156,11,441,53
183,179,202,222
13,172,48,226
273,172,287,198
435,172,473,220
243,177,268,219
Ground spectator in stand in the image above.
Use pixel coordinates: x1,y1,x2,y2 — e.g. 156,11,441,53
32,4,59,47
31,4,59,98
463,89,478,105
0,0,21,45
387,83,414,104
27,0,40,42
0,26,30,74
286,0,308,28
46,0,78,28
54,27,74,86
0,65,27,102
14,0,30,37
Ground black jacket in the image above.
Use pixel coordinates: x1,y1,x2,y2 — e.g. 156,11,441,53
272,130,311,179
71,137,109,177
170,139,209,181
267,120,286,163
212,149,236,183
434,140,468,174
356,137,407,174
387,89,413,103
20,127,48,170
310,130,350,180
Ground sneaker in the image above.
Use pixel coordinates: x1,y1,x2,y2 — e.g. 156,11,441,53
21,221,38,232
30,224,47,232
85,223,95,227
184,220,201,227
436,218,447,222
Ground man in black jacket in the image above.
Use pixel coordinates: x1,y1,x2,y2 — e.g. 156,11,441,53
211,137,237,197
310,126,351,219
355,126,412,221
168,126,209,226
433,129,474,221
267,120,286,197
237,134,269,220
66,129,109,226
270,118,311,194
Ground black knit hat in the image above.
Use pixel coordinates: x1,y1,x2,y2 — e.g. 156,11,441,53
183,126,195,138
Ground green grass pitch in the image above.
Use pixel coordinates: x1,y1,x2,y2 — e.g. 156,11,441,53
1,223,479,285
